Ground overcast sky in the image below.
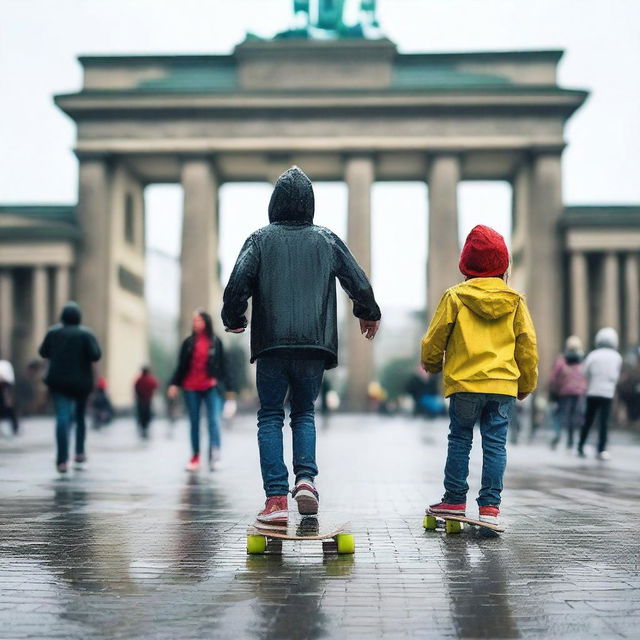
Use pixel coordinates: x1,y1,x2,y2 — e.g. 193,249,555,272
1,0,639,310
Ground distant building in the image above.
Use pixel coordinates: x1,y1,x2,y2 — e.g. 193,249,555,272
1,10,638,406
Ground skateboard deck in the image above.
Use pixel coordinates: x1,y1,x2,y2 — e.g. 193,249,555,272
423,512,505,534
247,516,354,554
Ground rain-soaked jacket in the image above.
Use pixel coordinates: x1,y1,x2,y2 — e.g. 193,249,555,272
39,301,102,397
421,278,538,397
222,167,381,369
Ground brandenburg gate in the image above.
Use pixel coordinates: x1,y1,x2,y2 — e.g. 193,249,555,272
53,2,587,407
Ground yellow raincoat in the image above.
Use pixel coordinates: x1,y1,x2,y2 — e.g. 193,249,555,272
421,278,538,398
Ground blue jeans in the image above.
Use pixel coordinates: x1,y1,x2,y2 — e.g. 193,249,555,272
551,395,582,447
443,392,515,507
256,356,325,497
183,388,223,457
53,393,88,465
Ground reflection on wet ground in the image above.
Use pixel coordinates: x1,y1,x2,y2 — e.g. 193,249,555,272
1,414,639,638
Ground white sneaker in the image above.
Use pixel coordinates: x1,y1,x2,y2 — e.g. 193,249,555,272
597,451,611,461
208,447,221,471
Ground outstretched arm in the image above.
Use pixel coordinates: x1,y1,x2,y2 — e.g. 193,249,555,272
333,234,381,338
222,235,260,332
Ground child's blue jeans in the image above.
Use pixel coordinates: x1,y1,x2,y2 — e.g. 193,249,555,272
256,355,325,497
443,392,515,507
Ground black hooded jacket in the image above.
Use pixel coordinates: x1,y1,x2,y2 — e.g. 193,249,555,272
39,302,102,397
221,167,381,369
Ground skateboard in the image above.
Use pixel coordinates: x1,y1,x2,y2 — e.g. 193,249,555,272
247,516,355,555
423,512,505,534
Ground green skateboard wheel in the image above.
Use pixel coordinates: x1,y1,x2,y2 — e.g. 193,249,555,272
445,519,462,534
247,534,267,554
335,533,355,554
423,515,437,530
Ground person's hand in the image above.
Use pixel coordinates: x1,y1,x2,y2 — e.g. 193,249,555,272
517,392,530,401
225,327,245,334
359,319,380,340
167,385,179,400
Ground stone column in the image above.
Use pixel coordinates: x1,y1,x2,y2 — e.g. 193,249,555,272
32,267,48,357
510,162,531,294
0,270,14,359
180,158,220,337
427,155,461,316
601,252,619,332
569,251,589,346
345,155,375,412
53,266,71,322
625,253,639,347
524,153,564,391
75,157,114,367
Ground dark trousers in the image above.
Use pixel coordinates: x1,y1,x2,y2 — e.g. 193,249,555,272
53,393,88,465
552,395,582,448
136,399,152,435
578,396,612,453
0,383,19,435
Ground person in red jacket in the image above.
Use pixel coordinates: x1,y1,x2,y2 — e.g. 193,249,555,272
134,366,159,439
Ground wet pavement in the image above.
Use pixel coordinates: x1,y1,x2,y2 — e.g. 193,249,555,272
1,412,639,639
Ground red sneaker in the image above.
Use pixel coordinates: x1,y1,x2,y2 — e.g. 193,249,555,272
257,496,288,525
478,505,500,526
427,501,466,516
185,454,200,471
292,479,319,515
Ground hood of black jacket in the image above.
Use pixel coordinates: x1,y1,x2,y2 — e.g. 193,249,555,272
268,166,315,224
60,301,82,325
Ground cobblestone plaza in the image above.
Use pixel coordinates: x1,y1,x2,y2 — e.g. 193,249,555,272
1,414,638,639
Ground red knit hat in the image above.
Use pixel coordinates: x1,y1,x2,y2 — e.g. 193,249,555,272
459,225,509,277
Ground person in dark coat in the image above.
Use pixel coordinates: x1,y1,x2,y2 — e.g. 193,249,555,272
0,356,19,436
38,301,102,473
222,166,381,525
167,309,234,472
134,365,159,439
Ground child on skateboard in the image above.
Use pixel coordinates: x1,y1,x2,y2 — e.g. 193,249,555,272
222,167,381,525
421,225,538,526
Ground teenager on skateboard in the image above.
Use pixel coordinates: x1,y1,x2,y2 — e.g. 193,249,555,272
222,166,381,525
421,225,538,527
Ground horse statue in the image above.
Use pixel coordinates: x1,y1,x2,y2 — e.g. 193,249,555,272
288,0,379,37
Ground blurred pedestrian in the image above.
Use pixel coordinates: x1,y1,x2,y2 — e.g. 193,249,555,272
549,335,587,449
618,345,640,429
38,302,101,474
91,376,114,429
0,356,19,436
577,327,622,460
167,309,232,472
406,366,446,418
222,166,381,525
134,365,159,439
422,225,538,527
